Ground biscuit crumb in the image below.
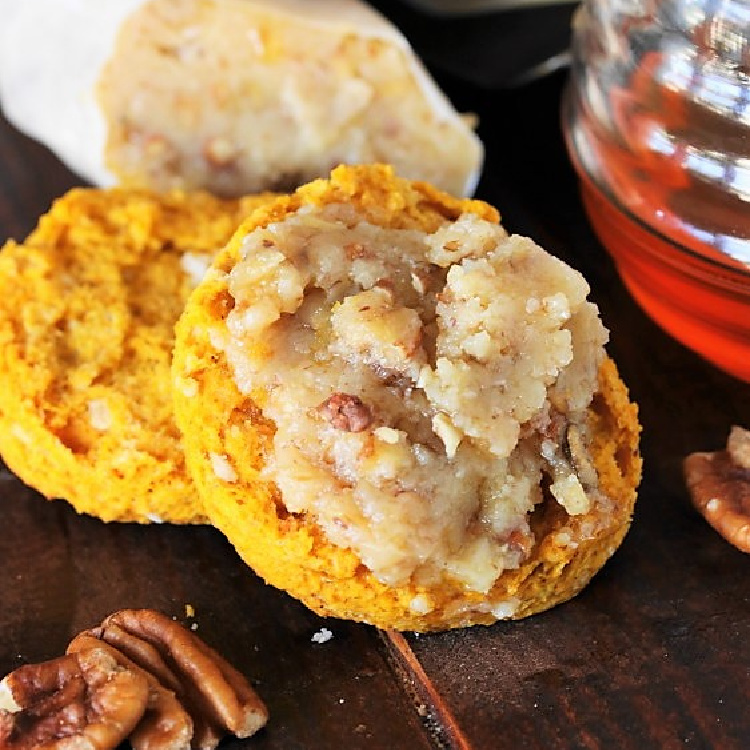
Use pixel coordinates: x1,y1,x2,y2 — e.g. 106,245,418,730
210,453,238,483
409,594,434,615
181,252,214,287
88,399,112,431
176,375,199,398
311,628,333,644
490,598,520,619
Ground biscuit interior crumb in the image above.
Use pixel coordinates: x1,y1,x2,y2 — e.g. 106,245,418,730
0,187,273,524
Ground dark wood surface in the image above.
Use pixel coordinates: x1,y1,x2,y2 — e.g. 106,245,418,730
2,10,750,749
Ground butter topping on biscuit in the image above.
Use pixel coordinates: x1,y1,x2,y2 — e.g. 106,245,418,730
173,165,642,631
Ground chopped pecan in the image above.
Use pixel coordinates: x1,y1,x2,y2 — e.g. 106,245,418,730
375,366,412,394
684,426,750,553
101,610,268,744
410,266,443,295
372,279,396,294
503,528,534,559
521,407,565,443
318,393,373,432
343,242,367,260
564,423,598,489
68,634,193,750
0,649,149,750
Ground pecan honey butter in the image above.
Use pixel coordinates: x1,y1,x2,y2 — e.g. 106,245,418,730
173,165,642,631
0,0,481,198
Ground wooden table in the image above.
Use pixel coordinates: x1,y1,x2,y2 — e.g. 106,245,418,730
2,8,750,748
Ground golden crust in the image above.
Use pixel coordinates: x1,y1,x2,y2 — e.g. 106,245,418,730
173,165,641,630
0,187,274,523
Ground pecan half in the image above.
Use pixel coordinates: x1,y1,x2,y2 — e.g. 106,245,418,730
0,648,149,750
68,634,193,750
0,610,268,750
684,426,750,553
318,393,373,432
100,610,268,745
93,623,182,694
90,622,220,750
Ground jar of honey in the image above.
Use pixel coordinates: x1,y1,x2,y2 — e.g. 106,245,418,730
563,0,750,382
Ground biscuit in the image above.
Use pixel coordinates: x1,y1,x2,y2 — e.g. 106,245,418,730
173,165,642,630
0,0,482,198
0,187,274,524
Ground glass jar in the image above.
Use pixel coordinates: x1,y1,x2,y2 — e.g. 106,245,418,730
563,0,750,383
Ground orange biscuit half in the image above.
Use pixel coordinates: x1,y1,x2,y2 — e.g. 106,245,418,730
173,165,642,630
0,187,274,523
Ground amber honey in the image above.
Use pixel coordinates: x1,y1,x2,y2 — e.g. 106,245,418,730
563,0,750,383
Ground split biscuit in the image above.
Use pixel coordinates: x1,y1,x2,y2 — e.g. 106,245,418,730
0,187,273,523
173,165,642,630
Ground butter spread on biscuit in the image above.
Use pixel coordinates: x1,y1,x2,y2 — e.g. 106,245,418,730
222,205,609,594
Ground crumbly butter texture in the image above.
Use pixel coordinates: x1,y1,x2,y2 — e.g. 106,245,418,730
0,187,274,523
0,0,482,197
173,165,642,631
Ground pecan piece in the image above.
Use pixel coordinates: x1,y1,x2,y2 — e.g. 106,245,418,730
93,623,182,694
684,426,750,552
565,423,598,489
0,648,149,750
68,634,193,750
100,610,268,745
90,622,228,750
343,242,368,260
318,393,373,432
